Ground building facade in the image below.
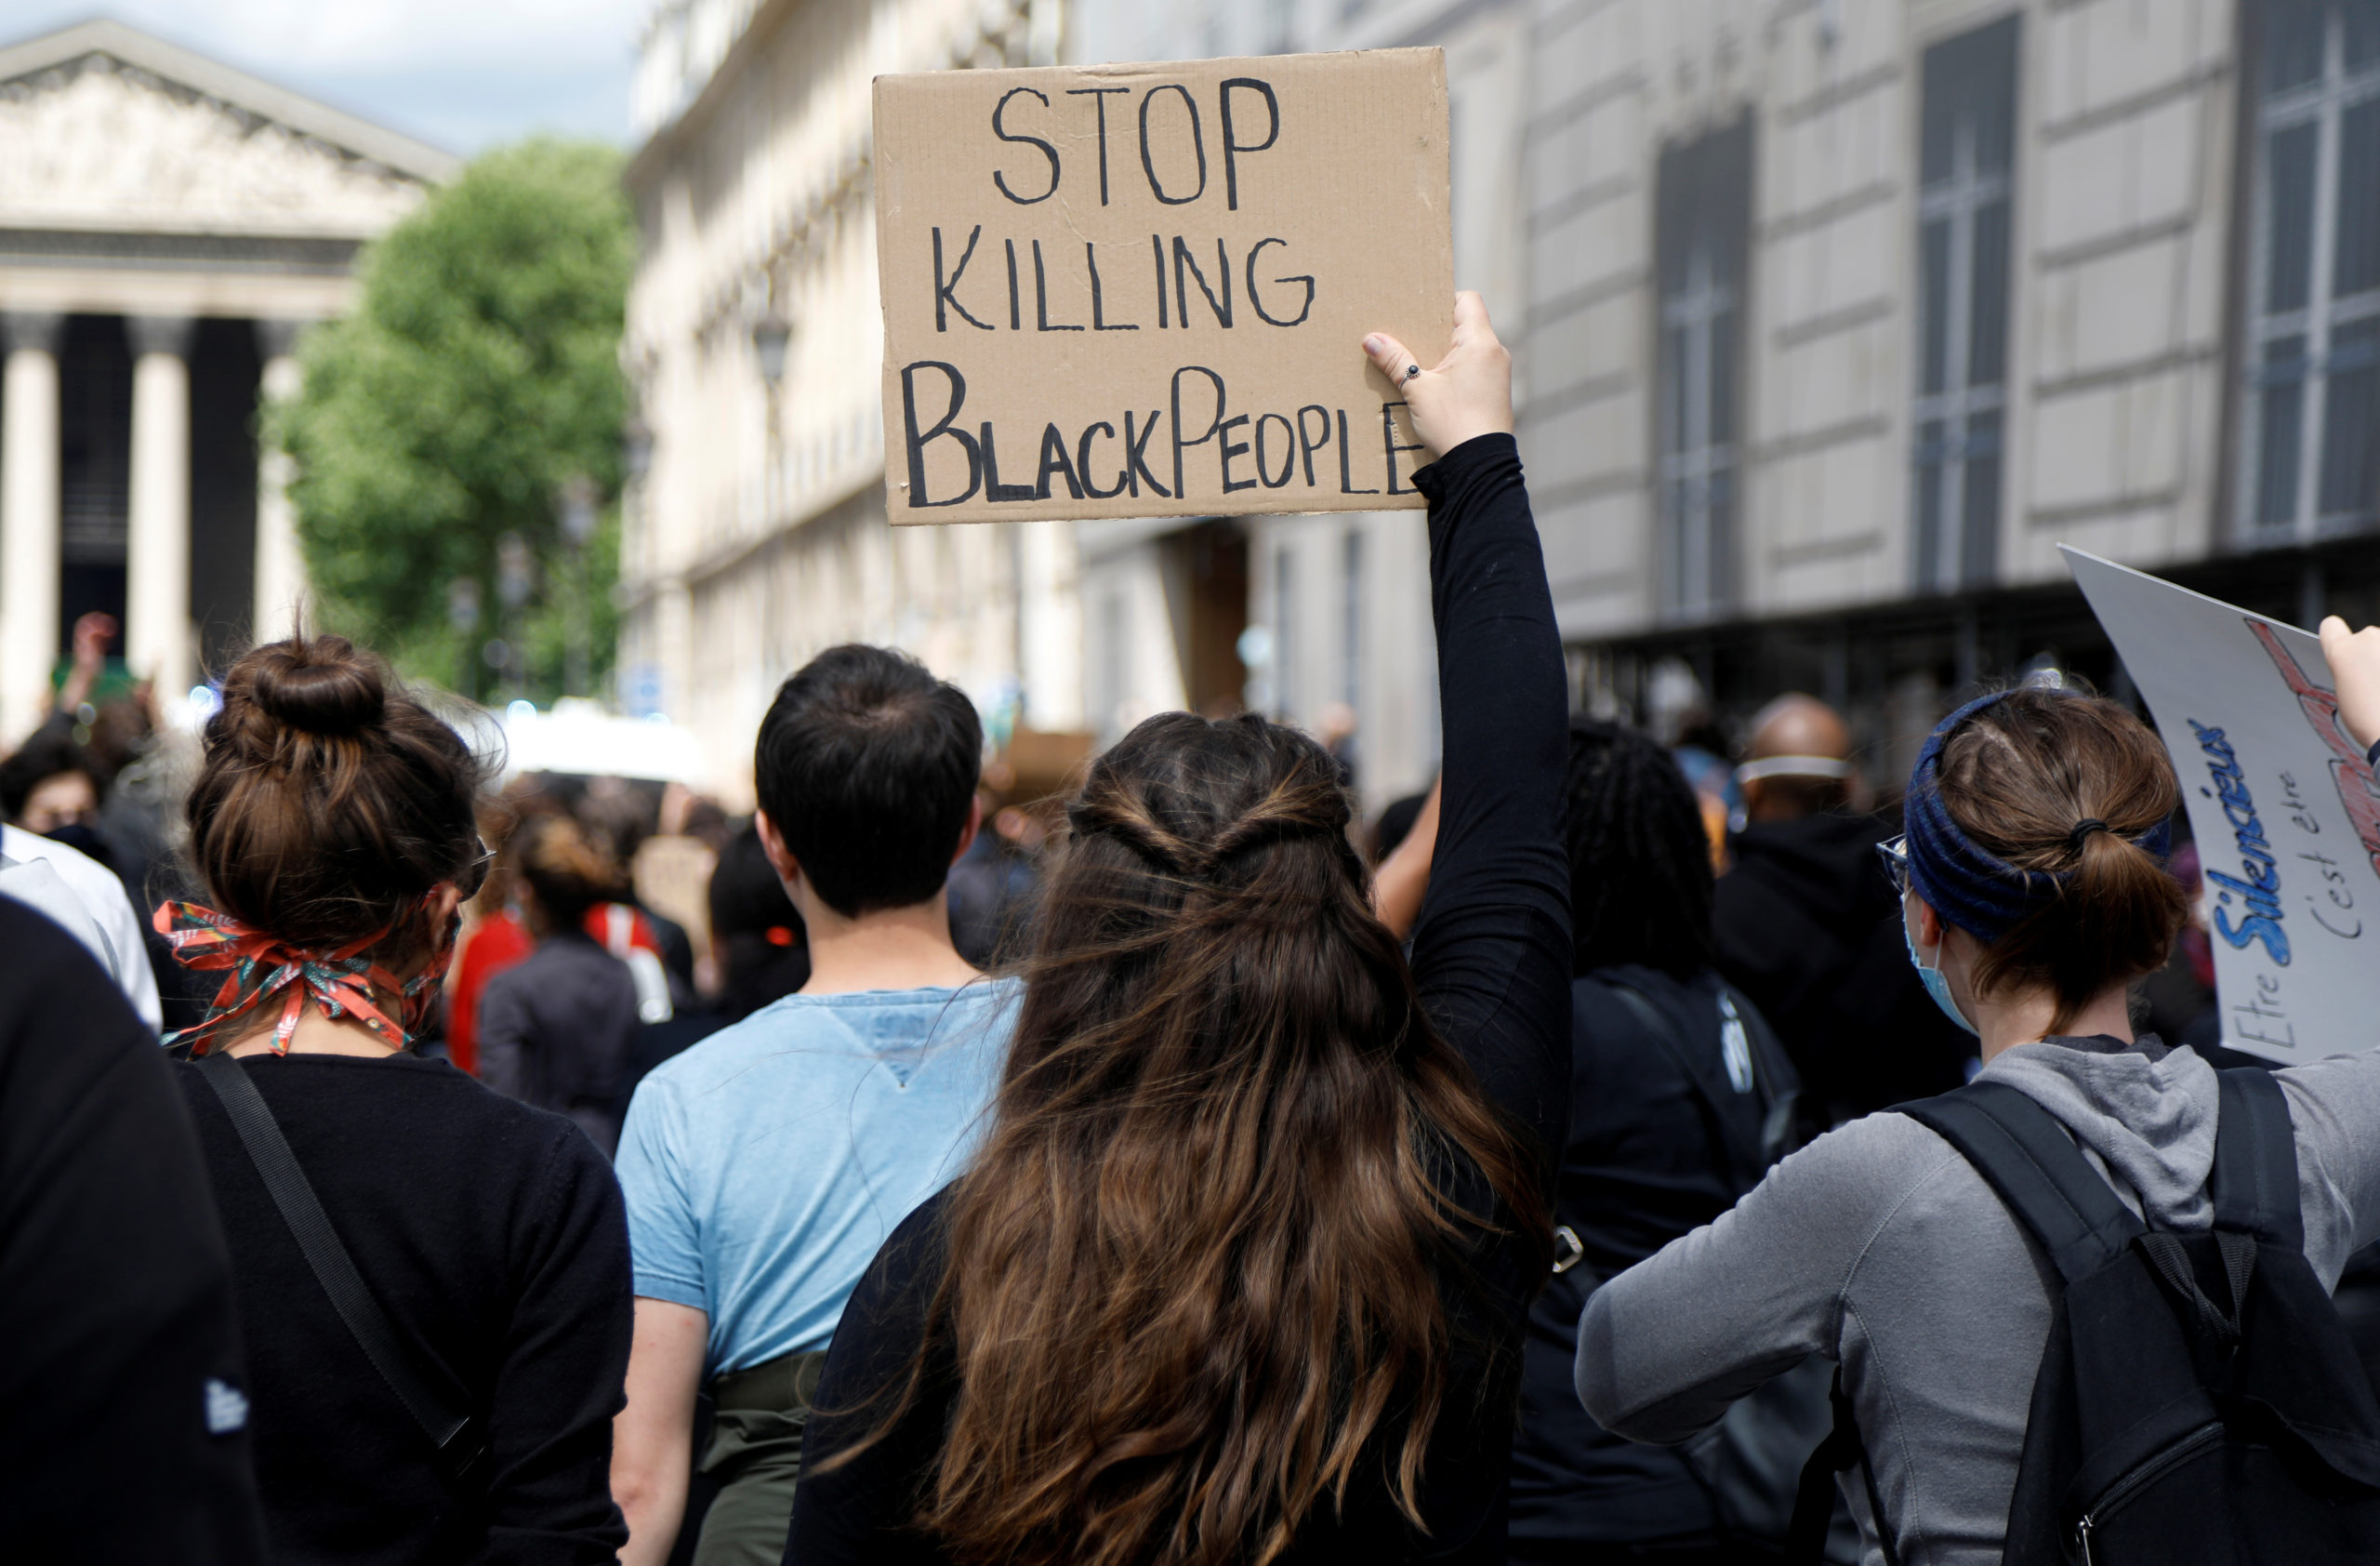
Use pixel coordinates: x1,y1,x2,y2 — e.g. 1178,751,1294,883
1520,0,2380,777
0,20,452,744
619,0,1080,805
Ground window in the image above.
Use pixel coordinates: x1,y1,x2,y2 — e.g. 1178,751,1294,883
2243,0,2380,539
1265,0,1297,54
1912,16,2018,593
1653,115,1752,621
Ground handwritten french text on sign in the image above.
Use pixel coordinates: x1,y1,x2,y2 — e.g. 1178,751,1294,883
872,50,1451,524
2066,548,2380,1063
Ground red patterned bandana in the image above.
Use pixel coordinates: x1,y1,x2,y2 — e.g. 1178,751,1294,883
154,899,456,1056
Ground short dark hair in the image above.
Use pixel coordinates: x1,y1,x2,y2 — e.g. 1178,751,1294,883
1565,716,1715,980
754,644,982,918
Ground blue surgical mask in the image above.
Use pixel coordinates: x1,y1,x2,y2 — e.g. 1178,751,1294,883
1903,897,1978,1037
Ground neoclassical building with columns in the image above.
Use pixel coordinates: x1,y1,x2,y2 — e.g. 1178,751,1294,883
0,20,455,744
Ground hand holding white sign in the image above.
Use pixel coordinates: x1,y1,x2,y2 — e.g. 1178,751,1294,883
2069,549,2380,1061
2318,617,2380,755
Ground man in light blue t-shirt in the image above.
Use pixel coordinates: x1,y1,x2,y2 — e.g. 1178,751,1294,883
611,646,1023,1566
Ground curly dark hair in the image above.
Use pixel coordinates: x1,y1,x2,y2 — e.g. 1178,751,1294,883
1564,715,1715,980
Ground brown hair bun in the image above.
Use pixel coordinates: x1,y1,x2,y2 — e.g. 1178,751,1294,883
187,632,483,956
245,636,387,737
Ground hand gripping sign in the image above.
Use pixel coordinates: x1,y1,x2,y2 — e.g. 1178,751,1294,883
2066,547,2380,1062
871,50,1452,524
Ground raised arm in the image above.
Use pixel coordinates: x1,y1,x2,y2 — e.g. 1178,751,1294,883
1361,295,1573,1158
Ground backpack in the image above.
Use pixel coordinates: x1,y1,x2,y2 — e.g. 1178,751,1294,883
1792,1068,2380,1565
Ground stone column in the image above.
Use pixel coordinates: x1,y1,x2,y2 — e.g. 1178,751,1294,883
0,312,62,745
252,320,307,643
126,314,193,701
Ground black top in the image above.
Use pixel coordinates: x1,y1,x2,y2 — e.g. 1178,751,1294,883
176,1050,632,1566
0,898,266,1565
1712,809,1970,1124
783,432,1574,1565
1510,964,1793,1547
478,930,641,1116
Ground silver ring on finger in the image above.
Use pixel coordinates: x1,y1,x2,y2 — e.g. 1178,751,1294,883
1402,364,1421,385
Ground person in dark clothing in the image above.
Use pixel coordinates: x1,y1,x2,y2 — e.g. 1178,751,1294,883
1712,694,1970,1127
164,632,632,1565
784,295,1572,1566
0,897,266,1565
706,823,813,1019
942,809,1038,966
480,814,643,1157
1371,783,1434,862
1510,720,1801,1565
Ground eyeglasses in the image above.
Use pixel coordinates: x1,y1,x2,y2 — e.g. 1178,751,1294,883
458,838,496,900
1874,834,1911,897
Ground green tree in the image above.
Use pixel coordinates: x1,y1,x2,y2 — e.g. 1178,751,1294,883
278,138,636,703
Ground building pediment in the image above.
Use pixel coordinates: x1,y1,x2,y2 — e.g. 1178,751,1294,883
0,20,458,240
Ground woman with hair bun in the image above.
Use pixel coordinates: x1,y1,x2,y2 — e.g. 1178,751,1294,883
478,814,643,1157
1578,654,2380,1566
167,633,632,1566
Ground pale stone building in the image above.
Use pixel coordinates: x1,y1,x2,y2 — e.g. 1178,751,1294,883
0,20,453,744
618,0,1080,805
1520,0,2379,774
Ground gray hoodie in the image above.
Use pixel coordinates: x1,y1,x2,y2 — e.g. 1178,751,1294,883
1575,1035,2380,1566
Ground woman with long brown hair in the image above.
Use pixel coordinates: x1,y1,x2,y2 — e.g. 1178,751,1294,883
782,293,1570,1565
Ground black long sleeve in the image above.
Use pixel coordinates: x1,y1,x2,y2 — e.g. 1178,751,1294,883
786,433,1571,1566
1407,433,1575,1165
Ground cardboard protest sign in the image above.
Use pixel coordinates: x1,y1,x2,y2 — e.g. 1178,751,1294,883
2066,547,2380,1062
871,50,1451,524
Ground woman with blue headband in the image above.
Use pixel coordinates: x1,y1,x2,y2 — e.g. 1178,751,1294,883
1572,644,2380,1566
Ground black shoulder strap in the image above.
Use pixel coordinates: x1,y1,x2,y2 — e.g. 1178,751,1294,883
2213,1067,2305,1248
197,1051,488,1488
1899,1081,2144,1286
1787,1366,1900,1566
1601,978,1769,1181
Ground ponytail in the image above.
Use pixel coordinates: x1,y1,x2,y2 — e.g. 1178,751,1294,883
1931,688,2188,1031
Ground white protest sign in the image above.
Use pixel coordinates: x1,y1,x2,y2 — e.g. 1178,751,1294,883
2065,546,2380,1062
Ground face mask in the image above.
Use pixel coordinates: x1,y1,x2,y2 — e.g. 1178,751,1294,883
1903,895,1978,1037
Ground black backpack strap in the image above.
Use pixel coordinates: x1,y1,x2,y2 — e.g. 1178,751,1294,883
197,1051,489,1489
1900,1081,2144,1285
2213,1067,2305,1249
1786,1366,1900,1566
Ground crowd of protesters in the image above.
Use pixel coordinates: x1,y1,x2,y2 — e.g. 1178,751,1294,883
11,294,2380,1566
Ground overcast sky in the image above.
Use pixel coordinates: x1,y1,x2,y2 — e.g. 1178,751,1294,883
8,1,647,156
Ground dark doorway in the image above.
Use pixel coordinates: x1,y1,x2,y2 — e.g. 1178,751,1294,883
190,317,260,675
59,313,130,656
1170,520,1248,717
